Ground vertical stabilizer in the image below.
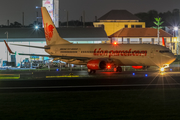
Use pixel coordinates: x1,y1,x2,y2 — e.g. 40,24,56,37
41,7,71,45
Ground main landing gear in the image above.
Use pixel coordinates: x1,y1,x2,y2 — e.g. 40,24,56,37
115,66,122,72
88,66,122,74
88,69,96,74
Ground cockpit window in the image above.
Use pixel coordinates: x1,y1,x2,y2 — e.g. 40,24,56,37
159,50,171,53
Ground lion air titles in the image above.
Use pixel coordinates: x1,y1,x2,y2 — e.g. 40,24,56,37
93,48,147,57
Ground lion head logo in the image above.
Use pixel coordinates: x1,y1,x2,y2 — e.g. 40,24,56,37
44,23,54,41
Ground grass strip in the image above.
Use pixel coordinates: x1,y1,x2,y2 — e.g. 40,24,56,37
0,74,20,79
46,75,80,78
0,89,180,120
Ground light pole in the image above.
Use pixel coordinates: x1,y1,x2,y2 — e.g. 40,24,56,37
5,31,8,62
35,6,42,28
64,10,68,27
66,10,69,27
173,27,178,55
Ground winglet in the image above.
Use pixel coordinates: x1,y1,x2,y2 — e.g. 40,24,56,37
4,40,15,54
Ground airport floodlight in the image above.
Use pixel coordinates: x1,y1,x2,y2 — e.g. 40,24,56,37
36,6,40,9
35,26,39,29
174,27,178,31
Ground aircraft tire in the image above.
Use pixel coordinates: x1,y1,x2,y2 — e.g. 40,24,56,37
116,66,122,72
92,70,96,73
88,69,96,74
88,70,96,74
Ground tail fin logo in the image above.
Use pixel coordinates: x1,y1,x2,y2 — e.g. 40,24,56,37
44,23,54,41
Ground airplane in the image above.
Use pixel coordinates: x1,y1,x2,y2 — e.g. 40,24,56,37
4,7,176,73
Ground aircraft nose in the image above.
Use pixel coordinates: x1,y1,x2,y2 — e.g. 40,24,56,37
169,53,176,63
162,53,176,64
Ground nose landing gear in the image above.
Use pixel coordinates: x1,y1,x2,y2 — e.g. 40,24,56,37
160,67,165,73
160,64,169,72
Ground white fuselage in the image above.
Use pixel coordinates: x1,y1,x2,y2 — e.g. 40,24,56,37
45,44,176,67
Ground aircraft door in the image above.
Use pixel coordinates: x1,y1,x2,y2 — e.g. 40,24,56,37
150,48,154,58
78,48,81,56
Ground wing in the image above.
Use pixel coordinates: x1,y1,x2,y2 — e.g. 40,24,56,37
10,43,50,49
18,53,91,60
4,40,117,64
4,40,91,61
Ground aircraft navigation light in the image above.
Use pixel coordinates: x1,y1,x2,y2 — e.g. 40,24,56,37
113,42,117,45
107,65,111,69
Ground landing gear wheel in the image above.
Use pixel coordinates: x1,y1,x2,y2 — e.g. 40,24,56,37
92,70,96,73
88,69,96,74
116,66,122,72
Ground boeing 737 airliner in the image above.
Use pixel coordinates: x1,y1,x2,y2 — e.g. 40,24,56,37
4,7,176,73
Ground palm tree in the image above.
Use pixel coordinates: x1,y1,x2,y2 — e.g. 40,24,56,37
152,17,164,45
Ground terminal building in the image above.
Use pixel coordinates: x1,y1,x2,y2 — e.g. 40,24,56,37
94,9,178,55
93,10,146,36
109,28,174,53
0,27,108,67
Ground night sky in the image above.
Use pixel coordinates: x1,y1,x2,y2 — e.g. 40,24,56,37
0,0,180,25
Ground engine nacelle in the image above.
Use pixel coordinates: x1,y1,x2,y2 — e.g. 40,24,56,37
132,66,150,69
87,59,106,70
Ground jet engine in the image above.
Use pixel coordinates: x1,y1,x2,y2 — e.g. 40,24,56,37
87,59,106,70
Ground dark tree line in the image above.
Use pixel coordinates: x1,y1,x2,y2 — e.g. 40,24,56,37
1,21,42,28
1,20,93,28
1,21,23,28
135,9,180,27
2,9,179,28
59,20,93,27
